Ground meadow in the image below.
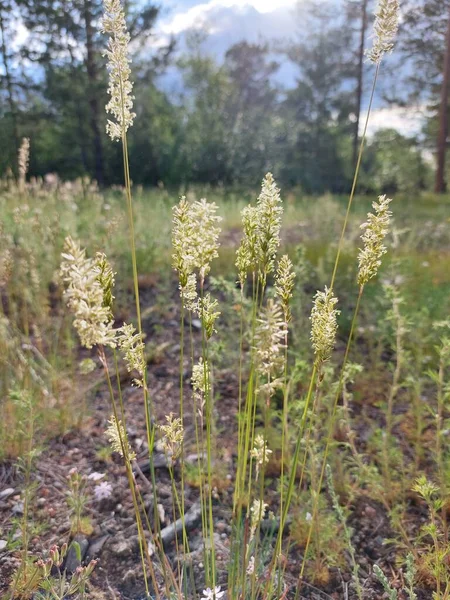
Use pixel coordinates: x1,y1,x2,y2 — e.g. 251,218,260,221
2,0,450,599
0,169,449,599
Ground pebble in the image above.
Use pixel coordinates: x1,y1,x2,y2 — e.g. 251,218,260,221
364,505,377,518
111,536,138,557
191,319,202,330
122,569,136,584
0,540,7,551
0,488,14,499
216,522,227,534
12,502,24,515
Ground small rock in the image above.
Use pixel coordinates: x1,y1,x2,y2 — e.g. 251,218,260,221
365,505,377,518
122,569,136,584
191,318,202,330
12,502,24,515
111,536,138,557
216,522,227,534
65,535,89,573
85,535,109,562
0,488,14,499
0,540,8,551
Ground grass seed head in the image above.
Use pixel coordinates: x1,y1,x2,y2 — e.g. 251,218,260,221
254,299,286,389
102,0,135,140
310,287,339,367
366,0,400,64
105,415,136,461
251,434,272,479
275,254,296,322
236,204,259,287
116,323,145,387
256,173,283,283
357,194,392,286
60,237,116,349
190,198,222,282
18,138,30,189
157,413,184,462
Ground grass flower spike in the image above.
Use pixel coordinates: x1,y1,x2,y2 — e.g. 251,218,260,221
198,293,221,339
18,138,30,189
236,205,259,287
60,237,116,349
102,0,135,140
190,199,222,283
95,252,116,315
158,413,184,463
357,194,392,286
254,299,286,390
251,434,272,478
117,323,146,387
256,173,283,282
310,287,339,367
106,415,136,460
275,254,296,322
366,0,400,64
172,196,196,287
192,358,210,417
250,499,268,540
181,273,198,312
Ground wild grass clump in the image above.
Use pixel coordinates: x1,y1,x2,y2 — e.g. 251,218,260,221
3,0,450,599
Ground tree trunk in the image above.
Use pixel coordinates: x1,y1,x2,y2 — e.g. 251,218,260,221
83,0,105,185
0,4,19,167
435,5,450,193
353,0,368,167
68,46,90,174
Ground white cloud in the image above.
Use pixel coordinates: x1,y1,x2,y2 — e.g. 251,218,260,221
363,105,428,138
159,0,296,35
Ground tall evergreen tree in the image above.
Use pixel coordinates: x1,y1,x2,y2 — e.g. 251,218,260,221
403,0,450,192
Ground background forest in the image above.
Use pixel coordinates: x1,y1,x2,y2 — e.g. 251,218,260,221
1,0,450,194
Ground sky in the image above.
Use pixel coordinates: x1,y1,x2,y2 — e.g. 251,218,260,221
155,0,424,138
160,0,298,35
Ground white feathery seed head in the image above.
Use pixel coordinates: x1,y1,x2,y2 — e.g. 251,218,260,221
357,194,392,286
157,413,184,462
256,173,283,282
102,0,135,140
172,196,222,285
172,196,196,287
60,237,117,349
254,299,286,390
310,287,339,367
197,293,220,339
191,357,210,418
249,498,268,540
366,0,400,64
180,272,198,312
106,415,136,461
116,322,145,387
275,254,295,322
251,434,272,479
236,204,259,287
190,199,222,282
18,138,30,189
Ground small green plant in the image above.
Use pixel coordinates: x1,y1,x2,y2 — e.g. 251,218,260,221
373,564,398,600
412,476,450,598
35,543,96,600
